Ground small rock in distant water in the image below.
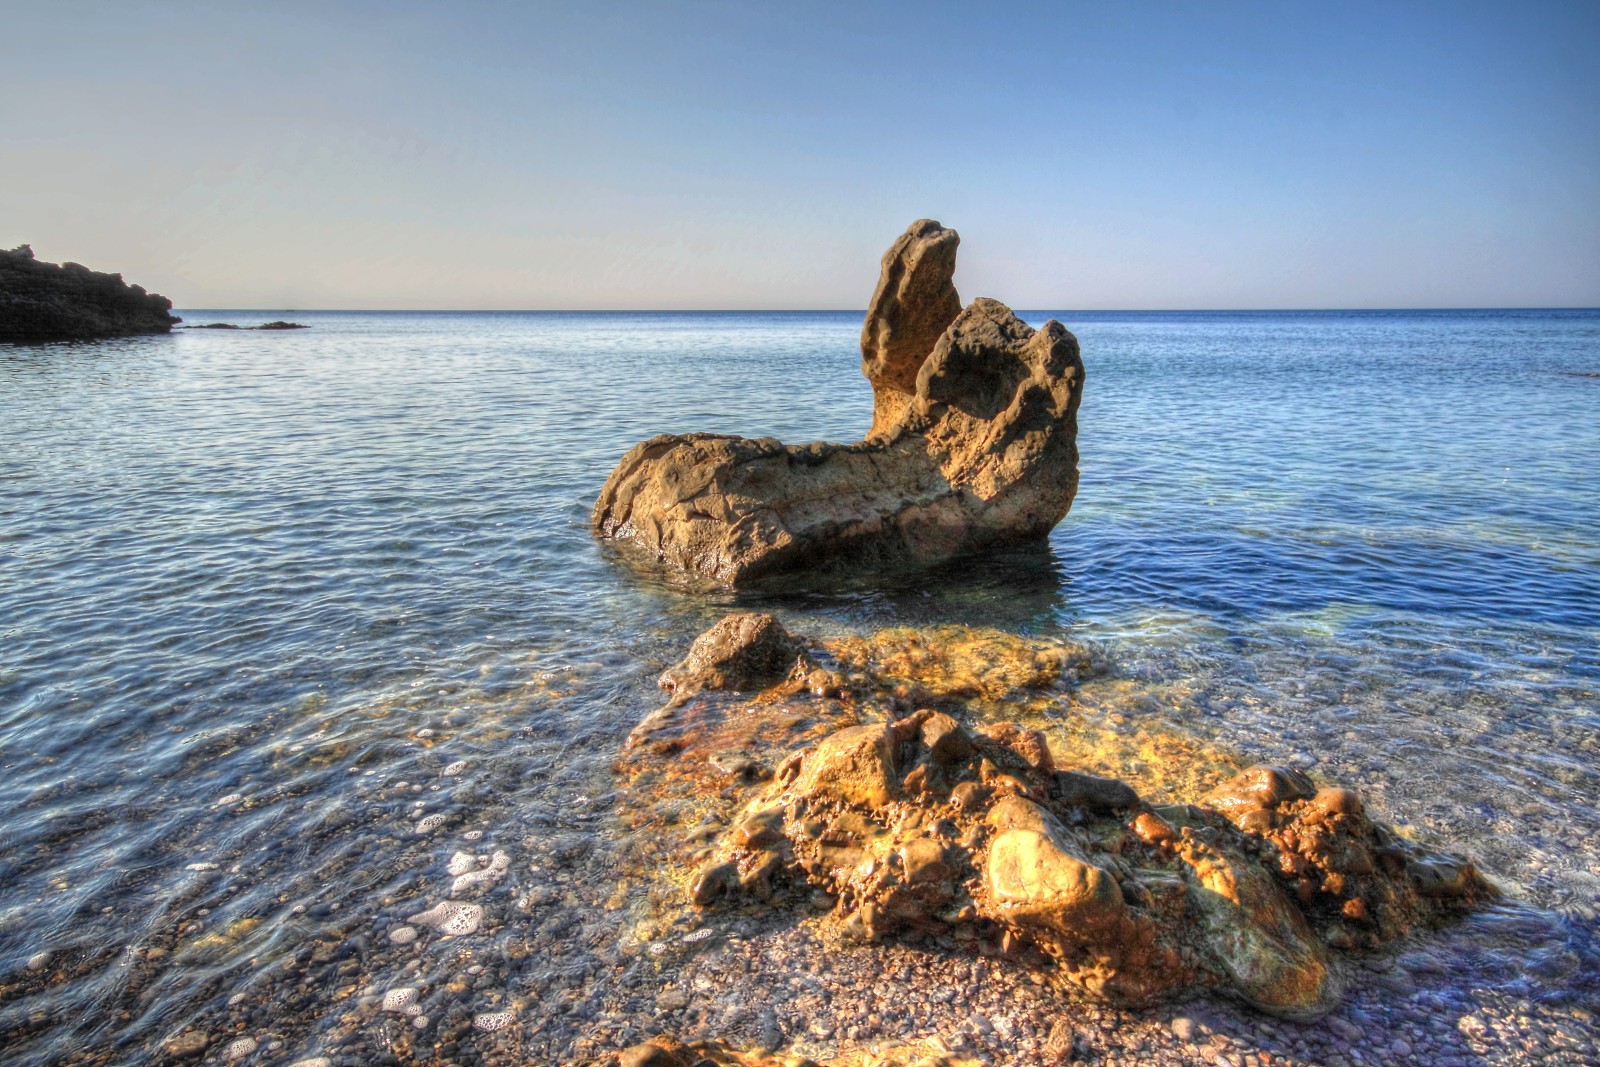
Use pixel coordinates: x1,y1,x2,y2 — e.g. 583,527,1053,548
183,320,309,331
1,244,181,342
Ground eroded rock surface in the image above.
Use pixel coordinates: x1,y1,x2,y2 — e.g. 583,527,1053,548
593,221,1084,586
1,244,180,342
624,615,1494,1028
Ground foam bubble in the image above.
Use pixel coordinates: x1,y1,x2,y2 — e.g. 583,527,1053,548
184,862,220,872
415,814,448,835
462,830,484,841
412,1015,429,1030
223,1037,257,1061
488,850,510,873
447,852,475,877
442,760,467,776
381,987,419,1014
472,1010,514,1033
406,901,483,936
648,942,669,956
228,992,247,1006
388,926,418,945
683,928,713,943
287,1058,331,1067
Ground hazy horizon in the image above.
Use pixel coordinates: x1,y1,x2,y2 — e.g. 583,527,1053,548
5,1,1598,311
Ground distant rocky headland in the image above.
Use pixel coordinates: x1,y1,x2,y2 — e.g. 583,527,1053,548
594,220,1084,587
0,244,180,342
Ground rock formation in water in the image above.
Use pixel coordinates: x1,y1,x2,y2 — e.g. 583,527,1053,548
592,221,1084,586
618,613,1494,1024
0,244,181,342
186,320,309,330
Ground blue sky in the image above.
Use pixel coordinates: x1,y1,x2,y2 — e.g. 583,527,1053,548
2,1,1596,309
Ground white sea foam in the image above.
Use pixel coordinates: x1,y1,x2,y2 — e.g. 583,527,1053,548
388,925,418,945
406,901,483,936
381,987,419,1014
472,1010,514,1032
223,1037,257,1060
415,813,448,834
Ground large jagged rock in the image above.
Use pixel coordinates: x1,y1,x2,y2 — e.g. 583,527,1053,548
0,244,180,342
632,617,1496,1022
688,708,1492,1019
593,221,1084,586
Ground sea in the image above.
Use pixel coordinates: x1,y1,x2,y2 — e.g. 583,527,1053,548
1,309,1597,1065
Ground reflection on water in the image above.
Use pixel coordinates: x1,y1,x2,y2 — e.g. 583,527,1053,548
1,309,1597,1064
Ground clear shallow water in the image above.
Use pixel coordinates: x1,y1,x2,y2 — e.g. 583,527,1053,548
1,309,1598,1064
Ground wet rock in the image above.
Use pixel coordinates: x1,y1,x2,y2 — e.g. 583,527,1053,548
593,220,1084,587
163,1030,209,1059
2,244,180,342
658,613,816,697
687,707,1489,1019
620,615,1494,1027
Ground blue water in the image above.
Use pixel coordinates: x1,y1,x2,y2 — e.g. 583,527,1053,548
1,309,1597,1064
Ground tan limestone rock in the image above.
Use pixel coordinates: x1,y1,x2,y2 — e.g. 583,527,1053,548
592,221,1084,586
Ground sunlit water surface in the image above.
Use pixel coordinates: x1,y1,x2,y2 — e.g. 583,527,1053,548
1,310,1597,1064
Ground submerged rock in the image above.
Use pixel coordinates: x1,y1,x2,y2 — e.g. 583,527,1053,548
1,244,180,342
592,221,1084,586
632,615,1494,1023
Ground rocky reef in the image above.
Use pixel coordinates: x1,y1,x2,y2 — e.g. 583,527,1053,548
617,613,1494,1036
593,221,1084,586
0,244,180,342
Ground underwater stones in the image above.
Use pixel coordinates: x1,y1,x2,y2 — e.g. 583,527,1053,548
592,220,1084,587
163,1031,209,1059
1,244,181,342
658,613,816,697
600,1034,979,1067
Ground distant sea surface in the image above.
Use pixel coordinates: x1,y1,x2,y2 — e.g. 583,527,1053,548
2,309,1597,1063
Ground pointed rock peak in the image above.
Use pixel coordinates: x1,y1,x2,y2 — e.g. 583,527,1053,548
861,220,963,438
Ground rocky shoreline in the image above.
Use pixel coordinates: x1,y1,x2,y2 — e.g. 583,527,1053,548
0,244,180,342
5,615,1592,1067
